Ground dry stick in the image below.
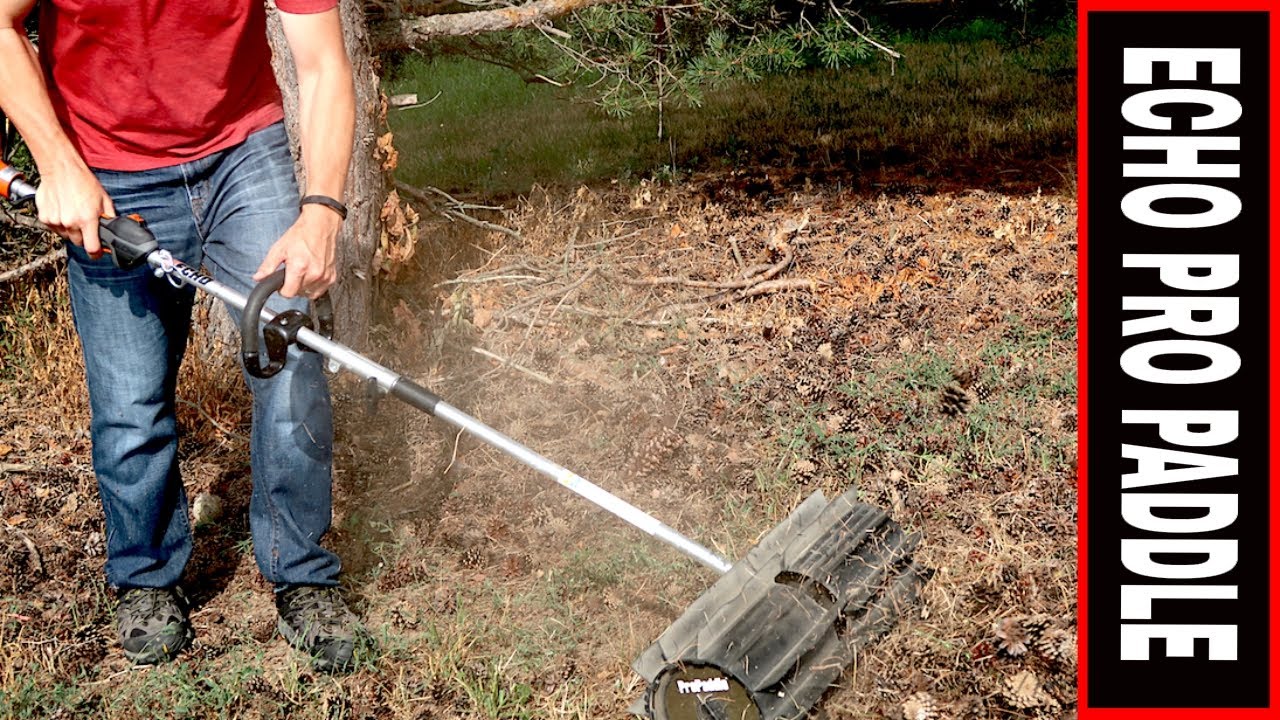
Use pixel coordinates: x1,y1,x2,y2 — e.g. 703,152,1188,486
506,275,817,327
618,212,809,291
441,427,466,475
0,463,33,473
828,1,902,60
0,209,47,231
176,398,249,443
2,525,44,576
473,296,549,387
416,185,506,212
395,181,521,239
657,277,819,317
546,266,597,321
386,426,465,497
442,208,522,239
435,274,545,287
0,247,65,284
1,210,64,283
495,266,597,320
471,346,556,386
728,236,746,273
618,242,794,290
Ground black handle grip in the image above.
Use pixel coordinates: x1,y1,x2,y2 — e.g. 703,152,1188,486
240,270,336,379
241,269,287,378
99,215,158,270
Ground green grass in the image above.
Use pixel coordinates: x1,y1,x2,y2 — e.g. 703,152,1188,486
767,331,1075,497
385,56,659,196
0,678,84,719
384,24,1075,196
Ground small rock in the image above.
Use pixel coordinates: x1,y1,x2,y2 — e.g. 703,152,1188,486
192,492,224,528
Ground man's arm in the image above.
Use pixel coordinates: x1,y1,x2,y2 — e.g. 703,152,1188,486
252,7,355,299
0,0,114,254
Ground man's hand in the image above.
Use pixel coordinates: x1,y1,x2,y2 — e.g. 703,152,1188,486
34,152,116,259
253,204,340,299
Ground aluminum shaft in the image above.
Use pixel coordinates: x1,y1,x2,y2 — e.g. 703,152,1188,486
147,250,734,574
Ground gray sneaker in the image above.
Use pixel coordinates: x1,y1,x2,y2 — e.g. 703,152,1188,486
275,585,363,673
116,587,194,664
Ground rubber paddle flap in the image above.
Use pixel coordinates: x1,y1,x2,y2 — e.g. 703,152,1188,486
633,488,932,720
100,214,158,270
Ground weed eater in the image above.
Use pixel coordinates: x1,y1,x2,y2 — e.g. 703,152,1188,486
2,163,930,720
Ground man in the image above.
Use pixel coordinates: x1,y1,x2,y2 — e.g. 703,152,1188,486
0,0,362,671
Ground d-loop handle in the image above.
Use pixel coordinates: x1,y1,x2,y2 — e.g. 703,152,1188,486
239,269,334,379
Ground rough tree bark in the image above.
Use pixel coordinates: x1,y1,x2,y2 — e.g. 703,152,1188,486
196,1,383,353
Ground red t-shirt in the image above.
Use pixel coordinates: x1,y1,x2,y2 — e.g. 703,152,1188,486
39,0,337,171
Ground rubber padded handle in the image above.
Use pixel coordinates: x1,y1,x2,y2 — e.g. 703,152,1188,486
241,269,288,379
240,269,334,379
1,165,156,271
99,215,158,270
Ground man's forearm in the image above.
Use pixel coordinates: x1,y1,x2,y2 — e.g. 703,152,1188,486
0,25,83,175
289,14,353,204
293,42,354,202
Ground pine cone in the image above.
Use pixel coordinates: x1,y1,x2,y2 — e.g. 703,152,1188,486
1003,671,1059,711
243,676,271,696
241,675,289,707
189,641,225,661
459,546,486,569
632,427,685,477
1023,614,1053,638
795,375,834,403
940,385,972,417
1037,627,1077,664
973,382,994,402
530,347,558,370
59,630,105,676
901,691,939,720
1034,287,1071,312
791,458,818,486
993,617,1030,657
530,506,555,528
821,412,849,437
82,531,105,558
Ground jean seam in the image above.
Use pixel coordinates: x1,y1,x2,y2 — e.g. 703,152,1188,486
178,163,208,244
267,470,282,581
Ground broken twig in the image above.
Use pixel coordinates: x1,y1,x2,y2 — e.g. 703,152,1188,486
2,525,44,576
471,346,556,385
0,247,65,285
395,181,521,239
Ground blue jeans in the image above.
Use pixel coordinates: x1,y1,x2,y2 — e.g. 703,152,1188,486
66,122,340,590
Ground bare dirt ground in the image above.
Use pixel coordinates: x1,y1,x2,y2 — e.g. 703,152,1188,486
1,177,1077,719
